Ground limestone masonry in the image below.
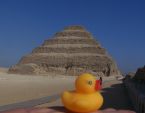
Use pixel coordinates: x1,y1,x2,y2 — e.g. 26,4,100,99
9,25,120,76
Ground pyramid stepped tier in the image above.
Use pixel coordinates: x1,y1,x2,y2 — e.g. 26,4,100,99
63,25,86,30
32,46,106,54
43,38,99,45
18,54,110,65
9,25,121,76
54,31,92,39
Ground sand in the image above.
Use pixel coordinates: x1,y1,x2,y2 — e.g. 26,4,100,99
0,71,134,112
0,67,8,73
0,72,76,106
0,71,117,106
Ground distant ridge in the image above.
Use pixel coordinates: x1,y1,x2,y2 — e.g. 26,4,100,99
9,25,121,76
0,67,8,73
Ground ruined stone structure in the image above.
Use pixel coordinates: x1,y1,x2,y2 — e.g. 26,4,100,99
133,65,145,82
124,74,144,113
9,25,120,76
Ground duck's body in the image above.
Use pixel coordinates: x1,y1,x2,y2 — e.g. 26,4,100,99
62,91,103,113
61,73,104,113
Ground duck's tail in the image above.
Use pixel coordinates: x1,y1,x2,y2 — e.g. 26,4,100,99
61,91,72,105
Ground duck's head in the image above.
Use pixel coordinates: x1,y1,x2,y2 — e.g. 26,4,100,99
75,73,102,94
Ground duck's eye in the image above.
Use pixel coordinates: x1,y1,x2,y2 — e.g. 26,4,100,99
87,81,92,85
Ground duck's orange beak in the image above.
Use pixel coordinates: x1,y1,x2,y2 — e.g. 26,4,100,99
95,80,102,91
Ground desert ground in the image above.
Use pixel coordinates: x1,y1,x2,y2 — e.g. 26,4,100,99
0,67,8,73
0,69,134,112
0,71,76,106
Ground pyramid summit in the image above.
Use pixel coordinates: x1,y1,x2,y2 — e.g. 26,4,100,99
64,25,86,30
9,25,120,76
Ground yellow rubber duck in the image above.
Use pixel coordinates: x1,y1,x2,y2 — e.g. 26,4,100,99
61,73,103,113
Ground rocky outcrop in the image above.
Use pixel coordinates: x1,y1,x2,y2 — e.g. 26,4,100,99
9,25,121,76
133,65,145,82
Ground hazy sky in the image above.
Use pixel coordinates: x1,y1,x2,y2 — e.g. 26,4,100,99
0,0,145,74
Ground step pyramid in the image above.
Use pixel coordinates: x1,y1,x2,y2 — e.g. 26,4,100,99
9,25,120,76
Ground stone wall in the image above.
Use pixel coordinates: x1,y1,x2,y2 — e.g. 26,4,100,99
124,78,145,113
